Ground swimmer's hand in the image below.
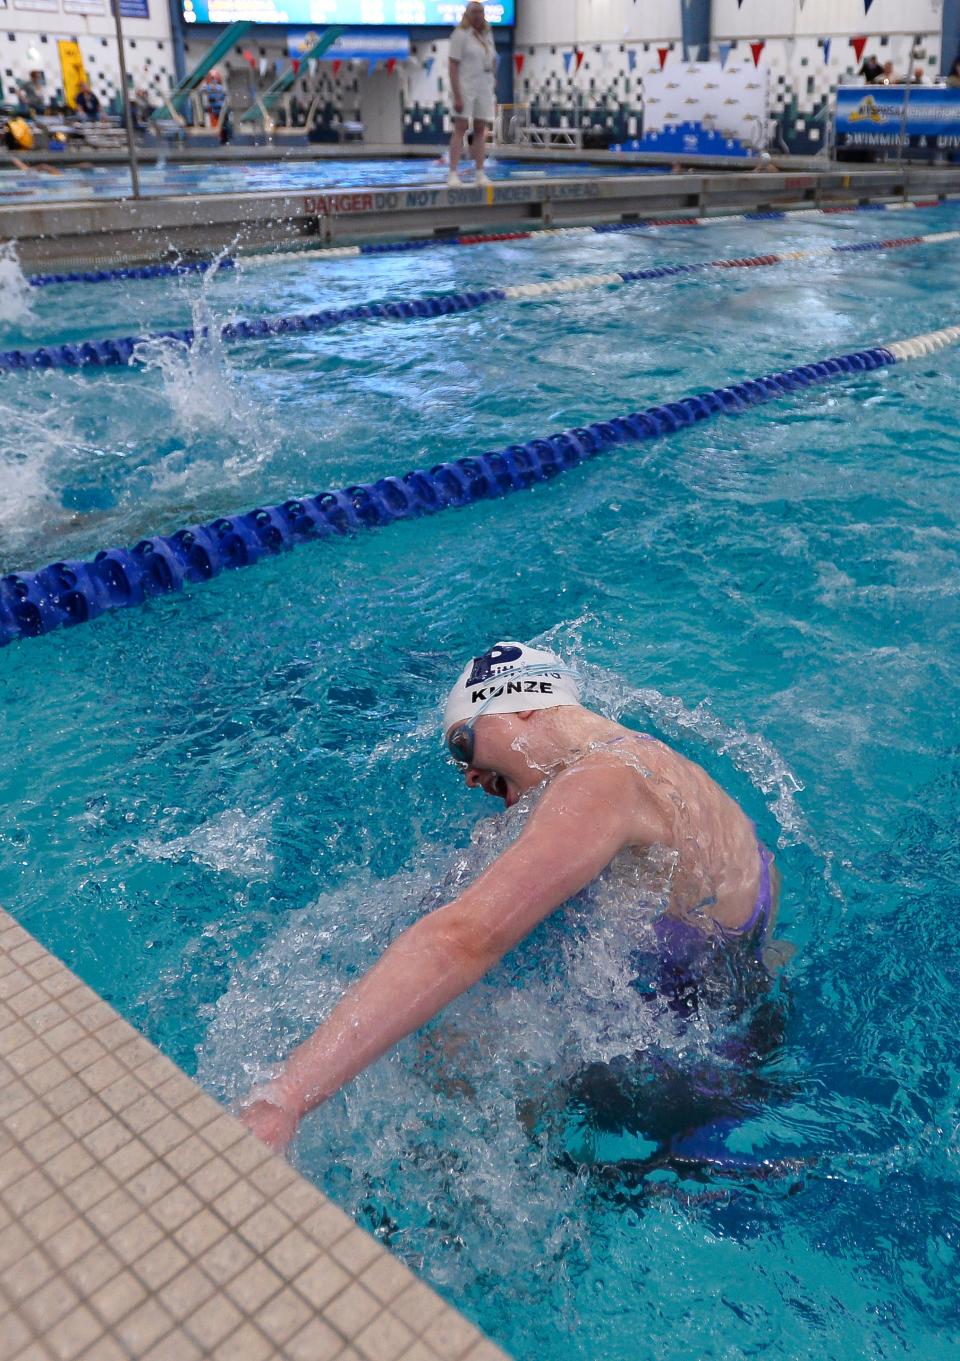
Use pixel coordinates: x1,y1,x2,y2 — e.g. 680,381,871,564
238,1094,300,1153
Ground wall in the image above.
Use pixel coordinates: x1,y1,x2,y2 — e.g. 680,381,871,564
0,1,175,111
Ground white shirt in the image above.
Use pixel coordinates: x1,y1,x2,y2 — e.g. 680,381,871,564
449,25,497,90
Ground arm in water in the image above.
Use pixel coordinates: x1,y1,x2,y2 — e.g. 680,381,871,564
240,759,651,1152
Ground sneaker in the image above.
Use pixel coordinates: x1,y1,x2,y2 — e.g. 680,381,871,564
475,170,491,187
447,170,463,187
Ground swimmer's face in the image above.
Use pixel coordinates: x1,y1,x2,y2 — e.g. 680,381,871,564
446,712,540,809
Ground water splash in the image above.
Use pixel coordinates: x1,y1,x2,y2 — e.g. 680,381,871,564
0,241,33,327
140,804,279,880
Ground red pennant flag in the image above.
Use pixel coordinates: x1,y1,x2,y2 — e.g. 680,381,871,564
750,40,765,67
574,49,584,73
386,57,397,74
331,59,341,75
242,48,256,68
514,52,525,76
291,58,300,75
850,36,868,64
657,46,669,70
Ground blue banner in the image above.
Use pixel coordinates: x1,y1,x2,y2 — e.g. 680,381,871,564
185,0,512,25
835,85,960,152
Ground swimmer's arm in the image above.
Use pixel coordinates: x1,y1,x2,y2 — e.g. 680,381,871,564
241,761,654,1150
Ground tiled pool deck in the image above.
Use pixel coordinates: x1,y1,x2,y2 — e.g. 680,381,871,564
0,908,509,1361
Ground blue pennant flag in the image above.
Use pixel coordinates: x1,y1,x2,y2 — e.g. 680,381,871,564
562,50,573,74
822,38,831,64
864,0,876,12
627,49,637,72
368,57,380,75
424,56,434,76
719,42,732,69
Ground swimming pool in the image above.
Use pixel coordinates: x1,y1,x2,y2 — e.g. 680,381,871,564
0,154,656,205
1,204,959,1360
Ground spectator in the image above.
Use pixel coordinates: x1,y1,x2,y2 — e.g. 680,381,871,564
74,81,101,121
18,70,47,114
203,70,226,129
880,61,898,85
859,55,884,84
947,58,960,88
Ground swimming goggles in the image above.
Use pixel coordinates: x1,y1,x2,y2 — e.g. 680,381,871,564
446,721,475,767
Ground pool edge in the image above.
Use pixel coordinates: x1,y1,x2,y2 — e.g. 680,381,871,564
0,906,509,1361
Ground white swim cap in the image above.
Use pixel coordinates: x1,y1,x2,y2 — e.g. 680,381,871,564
443,641,582,732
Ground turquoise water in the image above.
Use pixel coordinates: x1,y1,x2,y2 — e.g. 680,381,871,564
1,205,959,1359
0,155,655,204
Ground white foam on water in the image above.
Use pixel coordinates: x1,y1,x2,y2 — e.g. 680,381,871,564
0,241,34,327
140,804,279,880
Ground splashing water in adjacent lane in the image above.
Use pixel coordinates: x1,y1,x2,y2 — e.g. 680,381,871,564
0,241,33,327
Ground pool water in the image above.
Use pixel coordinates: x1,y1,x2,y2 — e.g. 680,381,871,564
0,154,656,205
1,205,959,1360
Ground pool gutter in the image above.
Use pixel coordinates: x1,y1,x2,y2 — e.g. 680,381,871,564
0,907,509,1361
3,164,960,273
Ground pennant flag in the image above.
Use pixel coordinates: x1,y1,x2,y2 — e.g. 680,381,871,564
386,57,397,74
737,0,745,7
562,50,573,74
718,42,732,69
574,49,584,73
864,0,876,12
798,0,806,7
291,58,300,75
368,57,380,75
332,59,341,75
424,56,434,76
514,52,525,76
627,49,637,72
657,46,669,70
822,38,831,64
850,35,868,63
750,40,765,67
242,48,256,68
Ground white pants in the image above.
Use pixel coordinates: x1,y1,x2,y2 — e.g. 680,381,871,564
456,84,496,124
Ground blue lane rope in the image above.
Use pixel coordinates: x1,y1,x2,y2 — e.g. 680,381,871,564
21,196,952,289
0,341,904,648
3,232,950,375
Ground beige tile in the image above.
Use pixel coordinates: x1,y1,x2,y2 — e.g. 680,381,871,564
63,1166,115,1214
421,1312,483,1360
0,1228,37,1281
7,1036,52,1076
141,1114,191,1158
63,1244,123,1296
331,1228,384,1277
115,1035,157,1071
255,1285,315,1345
285,1317,347,1361
73,1000,116,1034
0,1147,33,1192
25,955,62,985
21,1191,75,1243
213,1179,265,1229
201,1232,256,1287
10,1343,57,1361
200,1114,246,1152
223,1135,271,1177
178,1092,224,1130
396,1344,444,1361
62,1038,111,1074
266,1228,319,1281
83,1121,134,1163
299,1200,355,1248
142,1327,204,1361
90,1268,149,1325
1,1245,56,1301
39,1017,86,1052
22,1123,73,1164
164,1135,213,1180
103,1138,154,1182
390,1282,447,1334
292,1254,352,1311
132,1053,183,1091
127,1162,179,1210
322,1282,381,1338
183,1293,245,1350
45,1143,96,1189
186,1156,237,1202
28,1058,74,1098
122,1093,168,1134
1,1310,33,1355
77,1055,126,1096
44,1304,103,1361
359,1254,415,1306
211,1321,275,1361
460,1341,508,1361
40,974,82,1004
108,1209,165,1264
60,1097,111,1140
114,1299,175,1354
155,1074,191,1110
0,1077,33,1120
131,1239,190,1292
86,1186,139,1237
75,1337,130,1361
94,1017,138,1052
8,983,52,1018
158,1264,217,1317
2,1167,56,1216
173,1209,228,1259
10,939,46,966
44,1078,89,1119
224,1258,284,1313
151,1184,203,1233
354,1311,416,1361
249,1157,299,1198
21,1274,81,1331
98,1073,148,1116
45,1219,99,1271
236,1203,290,1254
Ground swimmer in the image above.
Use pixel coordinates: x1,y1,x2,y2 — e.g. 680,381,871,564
240,641,782,1153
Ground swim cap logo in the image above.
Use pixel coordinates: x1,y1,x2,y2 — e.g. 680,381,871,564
464,644,524,687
